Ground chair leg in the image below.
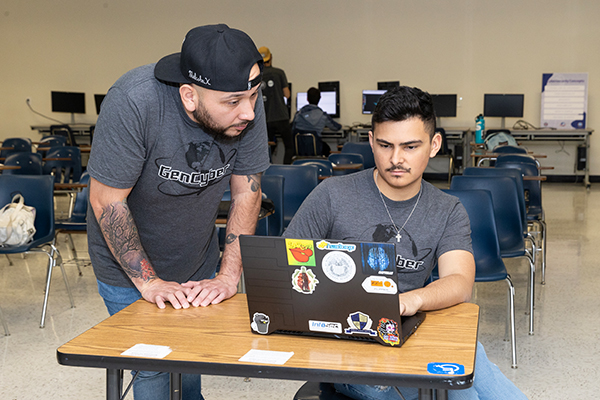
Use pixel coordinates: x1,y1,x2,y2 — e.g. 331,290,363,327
539,220,547,285
66,233,83,276
4,254,13,266
524,254,535,335
0,304,9,336
505,275,517,368
38,245,75,329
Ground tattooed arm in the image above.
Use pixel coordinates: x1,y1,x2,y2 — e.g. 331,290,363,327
89,177,191,309
183,172,262,307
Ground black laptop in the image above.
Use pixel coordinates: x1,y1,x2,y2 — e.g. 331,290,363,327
240,235,425,347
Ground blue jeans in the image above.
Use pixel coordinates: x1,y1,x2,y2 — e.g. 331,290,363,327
97,280,204,400
334,342,528,400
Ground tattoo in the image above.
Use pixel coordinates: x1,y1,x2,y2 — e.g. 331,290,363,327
247,173,261,193
98,199,156,282
226,233,238,244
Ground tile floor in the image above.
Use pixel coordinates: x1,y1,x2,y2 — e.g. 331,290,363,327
0,182,598,399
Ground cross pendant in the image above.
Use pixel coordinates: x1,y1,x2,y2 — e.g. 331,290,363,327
395,232,402,242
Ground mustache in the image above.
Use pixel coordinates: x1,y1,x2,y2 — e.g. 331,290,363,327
386,164,411,173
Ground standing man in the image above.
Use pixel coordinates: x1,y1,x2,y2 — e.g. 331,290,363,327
284,86,528,400
259,46,294,164
87,24,270,399
292,87,342,156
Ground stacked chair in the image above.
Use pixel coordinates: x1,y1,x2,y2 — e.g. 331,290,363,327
340,142,375,169
291,159,334,180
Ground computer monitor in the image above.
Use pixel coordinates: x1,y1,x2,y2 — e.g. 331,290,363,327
317,81,340,118
377,81,400,91
483,94,524,118
431,94,457,118
94,94,106,114
483,94,524,128
51,91,86,114
362,90,386,114
296,91,338,115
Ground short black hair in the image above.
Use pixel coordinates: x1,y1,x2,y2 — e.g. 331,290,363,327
307,87,321,105
371,86,436,138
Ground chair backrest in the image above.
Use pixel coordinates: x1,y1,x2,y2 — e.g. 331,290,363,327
294,130,319,156
328,152,364,165
0,175,55,246
0,138,32,159
50,124,77,146
264,164,319,228
462,167,527,235
495,154,542,215
255,174,285,236
341,142,375,169
70,172,91,222
493,145,527,154
443,189,507,280
484,129,517,150
42,146,82,183
451,175,525,254
291,159,333,179
2,152,43,175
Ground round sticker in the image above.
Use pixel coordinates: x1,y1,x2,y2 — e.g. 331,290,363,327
321,251,356,283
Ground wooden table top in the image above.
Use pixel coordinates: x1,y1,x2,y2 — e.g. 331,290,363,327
58,295,479,389
332,163,363,170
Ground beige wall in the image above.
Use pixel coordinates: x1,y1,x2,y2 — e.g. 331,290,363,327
1,0,598,173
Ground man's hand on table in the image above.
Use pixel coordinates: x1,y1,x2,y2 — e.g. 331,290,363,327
181,274,239,307
140,279,193,310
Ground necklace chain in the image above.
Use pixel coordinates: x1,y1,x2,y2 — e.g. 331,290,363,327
374,170,422,242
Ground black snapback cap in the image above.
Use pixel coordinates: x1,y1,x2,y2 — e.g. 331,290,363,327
154,24,263,92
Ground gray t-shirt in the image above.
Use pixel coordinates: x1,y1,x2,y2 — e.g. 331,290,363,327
87,64,270,288
284,169,472,293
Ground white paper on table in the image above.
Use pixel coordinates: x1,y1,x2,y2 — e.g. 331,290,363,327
238,349,294,365
121,343,172,359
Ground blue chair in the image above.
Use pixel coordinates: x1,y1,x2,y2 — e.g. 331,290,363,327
293,129,321,157
433,127,455,184
264,164,319,228
55,172,90,275
0,138,32,159
37,136,67,158
2,152,43,175
493,145,528,154
440,189,517,368
496,154,547,284
0,304,8,336
42,146,82,183
0,175,74,328
292,159,334,180
341,142,375,169
255,175,285,237
328,153,364,176
451,175,536,335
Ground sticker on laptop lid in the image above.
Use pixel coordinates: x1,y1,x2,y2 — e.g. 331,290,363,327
322,251,356,283
316,240,357,253
377,318,400,346
286,239,316,266
309,320,343,334
361,243,395,275
427,363,465,375
292,266,319,294
362,276,397,294
251,312,270,334
344,312,377,336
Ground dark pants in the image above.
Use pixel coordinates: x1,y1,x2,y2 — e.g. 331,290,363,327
267,119,294,164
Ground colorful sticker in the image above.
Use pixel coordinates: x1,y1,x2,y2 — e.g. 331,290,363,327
316,240,357,253
251,312,270,334
361,243,395,275
427,363,465,375
344,312,377,336
309,320,343,334
322,251,356,283
286,239,316,266
361,276,398,295
377,318,400,346
292,267,319,294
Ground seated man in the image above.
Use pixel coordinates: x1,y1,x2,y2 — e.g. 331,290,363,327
284,86,528,400
292,87,342,156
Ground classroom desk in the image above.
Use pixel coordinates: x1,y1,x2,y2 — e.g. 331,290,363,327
215,198,275,227
57,296,479,400
31,124,94,136
332,163,363,172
